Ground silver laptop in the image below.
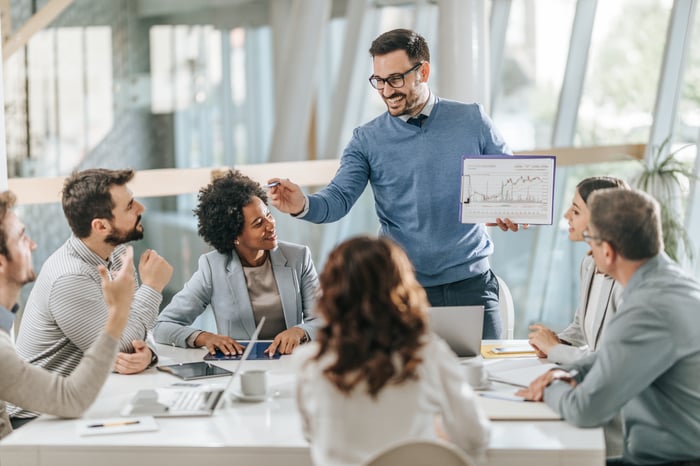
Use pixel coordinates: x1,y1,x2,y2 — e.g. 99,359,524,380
427,306,484,357
121,317,266,417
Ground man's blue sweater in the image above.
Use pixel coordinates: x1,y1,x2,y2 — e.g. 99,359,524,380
305,98,511,286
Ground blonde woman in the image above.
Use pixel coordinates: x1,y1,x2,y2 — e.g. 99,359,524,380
529,176,629,364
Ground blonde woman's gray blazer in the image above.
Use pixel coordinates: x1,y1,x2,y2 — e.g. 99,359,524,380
547,254,622,365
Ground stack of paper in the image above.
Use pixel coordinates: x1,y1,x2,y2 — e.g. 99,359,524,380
485,359,558,387
476,394,561,420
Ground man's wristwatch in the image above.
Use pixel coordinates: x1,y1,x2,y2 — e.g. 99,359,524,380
148,348,159,368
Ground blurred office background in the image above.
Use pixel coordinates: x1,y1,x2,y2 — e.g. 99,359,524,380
1,0,698,337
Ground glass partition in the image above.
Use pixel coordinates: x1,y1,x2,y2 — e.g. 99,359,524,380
3,0,697,336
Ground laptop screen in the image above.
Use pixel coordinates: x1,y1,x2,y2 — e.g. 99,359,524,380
427,306,484,357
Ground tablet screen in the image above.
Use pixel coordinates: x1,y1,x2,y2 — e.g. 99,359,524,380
156,361,233,380
202,341,282,361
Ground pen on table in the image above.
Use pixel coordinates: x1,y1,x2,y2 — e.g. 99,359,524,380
479,392,533,402
263,181,280,188
87,420,141,428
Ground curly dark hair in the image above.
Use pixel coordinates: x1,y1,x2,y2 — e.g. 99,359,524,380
369,29,430,63
62,169,135,238
194,170,268,254
0,190,17,258
312,236,428,398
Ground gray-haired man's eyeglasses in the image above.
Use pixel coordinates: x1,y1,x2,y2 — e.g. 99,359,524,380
582,229,603,244
369,62,423,90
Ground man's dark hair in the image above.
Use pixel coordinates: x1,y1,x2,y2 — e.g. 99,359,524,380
0,190,17,257
194,170,267,255
369,28,430,63
588,188,662,260
62,169,135,238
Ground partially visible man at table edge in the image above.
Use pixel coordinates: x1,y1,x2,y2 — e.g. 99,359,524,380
0,190,137,437
517,188,700,466
268,28,525,339
10,168,173,422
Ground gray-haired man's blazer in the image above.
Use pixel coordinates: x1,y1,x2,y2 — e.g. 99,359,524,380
153,241,320,347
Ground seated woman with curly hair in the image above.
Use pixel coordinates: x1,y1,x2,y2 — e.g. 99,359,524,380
294,236,490,466
153,170,319,355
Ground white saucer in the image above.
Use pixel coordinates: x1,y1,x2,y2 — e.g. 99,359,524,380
232,391,269,402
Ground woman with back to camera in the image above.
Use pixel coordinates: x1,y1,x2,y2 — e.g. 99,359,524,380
153,170,319,356
528,176,629,364
295,236,490,466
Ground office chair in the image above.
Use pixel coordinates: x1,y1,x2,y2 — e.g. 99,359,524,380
363,440,475,466
496,275,515,339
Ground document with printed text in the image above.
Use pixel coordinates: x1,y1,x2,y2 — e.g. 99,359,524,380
460,155,556,225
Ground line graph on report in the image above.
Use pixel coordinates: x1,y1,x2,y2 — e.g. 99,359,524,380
460,155,556,225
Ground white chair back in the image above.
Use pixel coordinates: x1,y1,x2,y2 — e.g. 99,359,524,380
496,275,515,339
363,440,475,466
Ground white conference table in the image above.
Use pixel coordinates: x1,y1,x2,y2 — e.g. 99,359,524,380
0,341,604,466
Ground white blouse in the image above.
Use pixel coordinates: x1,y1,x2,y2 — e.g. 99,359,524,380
583,273,606,349
294,335,491,466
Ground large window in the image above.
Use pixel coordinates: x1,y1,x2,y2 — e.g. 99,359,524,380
576,0,672,145
4,0,698,333
491,0,576,151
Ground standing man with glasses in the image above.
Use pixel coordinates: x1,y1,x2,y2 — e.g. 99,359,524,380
517,189,700,466
269,29,520,338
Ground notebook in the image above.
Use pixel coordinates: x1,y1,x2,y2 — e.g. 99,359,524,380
77,416,159,436
121,317,265,418
485,358,558,387
427,306,484,357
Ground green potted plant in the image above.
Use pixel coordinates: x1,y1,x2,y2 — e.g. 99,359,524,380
632,137,697,264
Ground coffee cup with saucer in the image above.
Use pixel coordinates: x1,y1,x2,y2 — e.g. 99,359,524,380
234,370,269,402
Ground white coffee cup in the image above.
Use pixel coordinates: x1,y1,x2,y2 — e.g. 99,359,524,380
240,370,267,397
462,360,489,389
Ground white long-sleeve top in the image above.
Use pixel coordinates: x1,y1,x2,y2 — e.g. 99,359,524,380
294,334,491,466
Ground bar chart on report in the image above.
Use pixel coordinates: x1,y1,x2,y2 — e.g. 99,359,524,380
460,156,556,224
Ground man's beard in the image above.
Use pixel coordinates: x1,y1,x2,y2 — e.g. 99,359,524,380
105,217,144,246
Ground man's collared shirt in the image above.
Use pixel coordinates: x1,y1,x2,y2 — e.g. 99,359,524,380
398,91,436,122
0,304,19,335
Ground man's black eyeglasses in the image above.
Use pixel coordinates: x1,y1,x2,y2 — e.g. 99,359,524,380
369,62,423,90
582,229,603,244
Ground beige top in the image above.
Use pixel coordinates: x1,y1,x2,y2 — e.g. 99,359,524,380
0,330,119,439
243,258,286,339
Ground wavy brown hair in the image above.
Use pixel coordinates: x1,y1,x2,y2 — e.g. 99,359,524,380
312,236,428,398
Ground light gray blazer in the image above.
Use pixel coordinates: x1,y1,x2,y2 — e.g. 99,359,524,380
153,241,320,347
547,254,622,364
545,253,700,464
